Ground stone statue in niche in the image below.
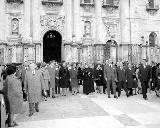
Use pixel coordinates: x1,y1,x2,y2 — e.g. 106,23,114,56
84,21,91,36
11,18,19,35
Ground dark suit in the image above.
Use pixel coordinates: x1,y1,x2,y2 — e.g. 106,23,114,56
104,64,117,97
139,65,151,99
125,67,135,95
117,67,128,96
151,66,157,90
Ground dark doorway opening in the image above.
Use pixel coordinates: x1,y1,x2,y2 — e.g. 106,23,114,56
43,30,62,63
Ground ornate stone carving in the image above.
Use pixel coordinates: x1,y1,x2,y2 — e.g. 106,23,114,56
103,18,119,41
6,1,23,12
40,15,65,33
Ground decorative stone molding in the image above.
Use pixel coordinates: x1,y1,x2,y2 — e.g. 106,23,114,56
102,0,119,8
102,17,119,42
6,0,23,4
6,0,23,13
41,0,63,6
80,0,95,7
40,15,65,35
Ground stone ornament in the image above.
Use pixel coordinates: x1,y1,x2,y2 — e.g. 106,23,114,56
103,18,119,41
40,15,65,33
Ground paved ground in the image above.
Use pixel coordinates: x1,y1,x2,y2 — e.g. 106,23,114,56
15,91,160,128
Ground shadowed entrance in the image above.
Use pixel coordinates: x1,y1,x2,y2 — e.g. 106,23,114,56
43,30,62,63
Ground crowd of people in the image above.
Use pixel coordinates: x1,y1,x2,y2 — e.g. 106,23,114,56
0,58,160,127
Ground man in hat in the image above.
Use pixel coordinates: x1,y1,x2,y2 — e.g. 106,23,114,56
104,59,118,99
139,59,152,100
47,61,56,98
24,62,45,116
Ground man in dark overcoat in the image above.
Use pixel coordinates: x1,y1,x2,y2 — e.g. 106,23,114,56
83,64,91,95
47,61,56,98
117,62,129,97
24,62,45,116
104,59,118,98
138,59,152,100
59,61,70,96
125,63,135,96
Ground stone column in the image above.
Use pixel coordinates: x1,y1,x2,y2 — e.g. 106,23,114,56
95,0,103,62
74,0,81,42
33,0,40,43
0,0,5,41
95,0,102,44
63,0,72,61
65,0,72,42
120,0,130,61
24,0,31,41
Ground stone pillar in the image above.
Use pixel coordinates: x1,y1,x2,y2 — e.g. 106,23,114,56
120,0,130,61
16,45,23,63
95,0,102,44
33,0,40,43
65,0,72,41
12,45,17,63
0,0,5,41
64,0,72,61
74,0,81,42
24,0,31,41
35,44,41,63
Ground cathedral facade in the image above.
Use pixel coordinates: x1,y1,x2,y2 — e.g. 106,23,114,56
0,0,160,64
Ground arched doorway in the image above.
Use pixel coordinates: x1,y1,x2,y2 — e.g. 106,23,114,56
43,30,62,63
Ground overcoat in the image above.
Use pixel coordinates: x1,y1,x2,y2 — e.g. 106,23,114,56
3,75,23,114
47,65,55,89
69,68,78,88
59,66,70,88
95,69,103,86
117,67,126,82
139,65,151,82
89,68,95,92
24,69,45,103
83,68,91,94
125,68,135,88
103,64,117,81
77,67,83,85
42,68,50,90
55,68,59,86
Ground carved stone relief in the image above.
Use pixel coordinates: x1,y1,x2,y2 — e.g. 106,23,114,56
102,18,120,41
40,15,65,35
5,2,23,13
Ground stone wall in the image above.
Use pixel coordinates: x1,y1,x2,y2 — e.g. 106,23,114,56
0,0,160,64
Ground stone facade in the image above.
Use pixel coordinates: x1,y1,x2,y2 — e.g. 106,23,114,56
0,0,160,64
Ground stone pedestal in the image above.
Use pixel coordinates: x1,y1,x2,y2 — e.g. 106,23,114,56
16,44,23,63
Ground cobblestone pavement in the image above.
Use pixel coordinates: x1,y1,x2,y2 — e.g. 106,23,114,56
16,91,160,128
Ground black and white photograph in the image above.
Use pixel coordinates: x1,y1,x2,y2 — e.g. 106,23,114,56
1,0,160,128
